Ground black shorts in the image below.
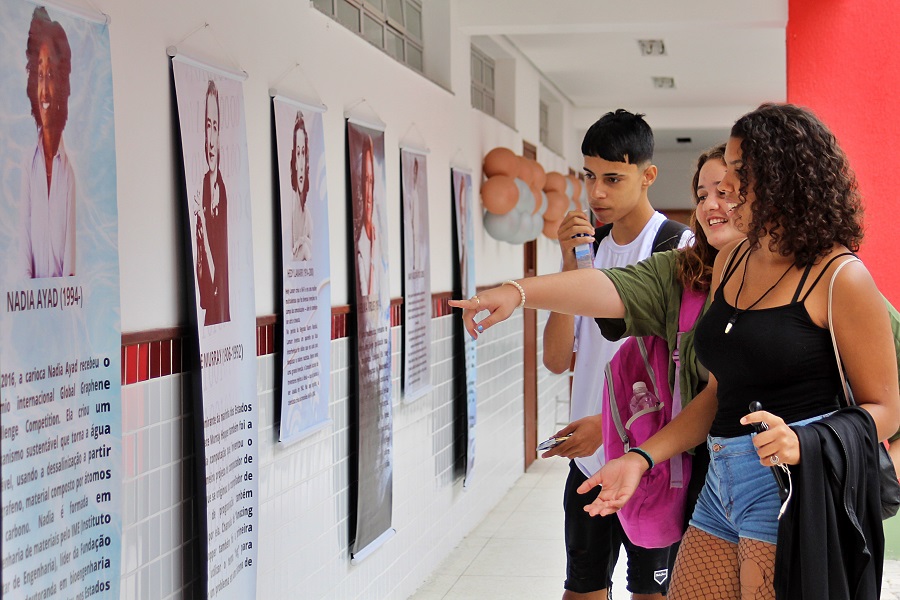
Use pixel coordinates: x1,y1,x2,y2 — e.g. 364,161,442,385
564,461,678,595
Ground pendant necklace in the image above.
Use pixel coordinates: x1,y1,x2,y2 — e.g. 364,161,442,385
725,254,795,334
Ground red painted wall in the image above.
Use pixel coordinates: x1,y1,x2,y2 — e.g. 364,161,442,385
787,0,900,303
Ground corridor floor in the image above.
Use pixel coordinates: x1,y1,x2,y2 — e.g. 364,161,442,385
409,456,900,599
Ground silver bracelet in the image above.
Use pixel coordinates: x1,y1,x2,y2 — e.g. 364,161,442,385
502,280,526,309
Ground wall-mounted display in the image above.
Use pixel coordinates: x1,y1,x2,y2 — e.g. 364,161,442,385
172,55,259,599
452,168,477,486
0,4,122,597
347,119,394,561
400,148,431,402
273,97,331,443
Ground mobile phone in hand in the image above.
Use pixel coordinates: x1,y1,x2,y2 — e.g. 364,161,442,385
537,433,572,452
748,401,790,502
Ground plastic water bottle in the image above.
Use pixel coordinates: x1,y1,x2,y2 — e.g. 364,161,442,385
573,234,594,269
629,382,660,415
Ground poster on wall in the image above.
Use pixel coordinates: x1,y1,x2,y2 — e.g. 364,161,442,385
273,97,331,444
400,148,431,402
452,168,477,486
0,4,122,598
172,55,259,599
347,119,394,562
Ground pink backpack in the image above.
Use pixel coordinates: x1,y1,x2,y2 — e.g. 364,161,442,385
601,287,706,548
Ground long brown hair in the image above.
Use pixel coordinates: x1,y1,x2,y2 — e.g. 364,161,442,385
676,144,726,291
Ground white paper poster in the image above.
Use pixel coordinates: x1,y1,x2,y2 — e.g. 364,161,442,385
273,98,332,444
347,120,394,561
401,149,431,402
0,4,122,598
452,168,477,486
172,56,258,599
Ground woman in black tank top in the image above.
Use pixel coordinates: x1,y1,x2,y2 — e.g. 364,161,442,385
451,104,900,598
589,104,898,599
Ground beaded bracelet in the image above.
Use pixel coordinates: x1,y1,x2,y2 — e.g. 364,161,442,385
502,280,526,309
628,447,655,470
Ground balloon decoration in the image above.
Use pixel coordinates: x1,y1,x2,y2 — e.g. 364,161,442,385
531,161,547,192
480,175,518,215
545,172,566,194
483,147,519,178
544,190,569,222
516,156,533,185
480,146,587,244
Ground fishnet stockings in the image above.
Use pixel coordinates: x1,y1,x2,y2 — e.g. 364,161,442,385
668,527,776,600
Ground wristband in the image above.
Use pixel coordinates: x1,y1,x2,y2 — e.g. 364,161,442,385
628,447,655,470
502,280,526,309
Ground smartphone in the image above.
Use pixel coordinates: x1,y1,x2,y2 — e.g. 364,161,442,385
537,433,572,452
748,401,790,502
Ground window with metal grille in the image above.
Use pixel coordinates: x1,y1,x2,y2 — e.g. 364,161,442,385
313,0,424,73
471,46,495,116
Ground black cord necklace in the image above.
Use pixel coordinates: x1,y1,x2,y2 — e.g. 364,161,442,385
725,254,795,334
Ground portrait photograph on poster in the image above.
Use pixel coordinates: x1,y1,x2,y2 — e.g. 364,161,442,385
0,4,122,597
273,97,332,444
172,56,259,599
401,148,432,402
347,119,395,561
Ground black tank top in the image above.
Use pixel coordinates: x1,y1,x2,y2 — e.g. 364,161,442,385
694,243,845,437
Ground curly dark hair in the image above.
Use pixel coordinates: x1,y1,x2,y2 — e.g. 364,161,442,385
677,144,726,291
25,7,72,133
730,103,863,266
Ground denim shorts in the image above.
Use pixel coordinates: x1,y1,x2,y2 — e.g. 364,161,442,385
689,413,830,545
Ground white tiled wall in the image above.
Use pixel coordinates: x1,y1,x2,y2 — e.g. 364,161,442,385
119,313,547,599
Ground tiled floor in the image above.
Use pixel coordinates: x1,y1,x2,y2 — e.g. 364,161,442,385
410,457,900,600
408,457,626,599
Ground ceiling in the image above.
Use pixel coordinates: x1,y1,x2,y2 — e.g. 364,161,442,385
456,0,788,152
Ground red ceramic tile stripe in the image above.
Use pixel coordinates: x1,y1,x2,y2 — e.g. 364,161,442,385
125,344,139,385
150,341,162,379
161,340,172,377
137,343,149,382
171,338,182,375
118,292,467,384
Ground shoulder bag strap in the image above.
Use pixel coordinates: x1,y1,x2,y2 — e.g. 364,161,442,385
827,256,862,405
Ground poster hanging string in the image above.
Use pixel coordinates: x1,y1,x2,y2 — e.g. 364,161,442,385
167,22,248,81
269,62,328,112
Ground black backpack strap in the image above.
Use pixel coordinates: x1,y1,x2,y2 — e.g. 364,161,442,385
592,224,613,254
652,219,690,253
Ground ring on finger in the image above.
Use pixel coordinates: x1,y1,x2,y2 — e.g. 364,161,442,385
770,454,780,465
472,295,480,307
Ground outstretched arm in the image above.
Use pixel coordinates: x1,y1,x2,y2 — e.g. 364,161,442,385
450,268,625,340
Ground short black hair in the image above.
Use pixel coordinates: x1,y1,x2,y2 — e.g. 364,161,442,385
581,109,654,164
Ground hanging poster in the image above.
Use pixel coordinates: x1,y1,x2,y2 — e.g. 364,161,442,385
0,4,121,598
400,149,431,402
347,119,394,561
273,97,331,444
452,168,477,486
172,56,258,599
